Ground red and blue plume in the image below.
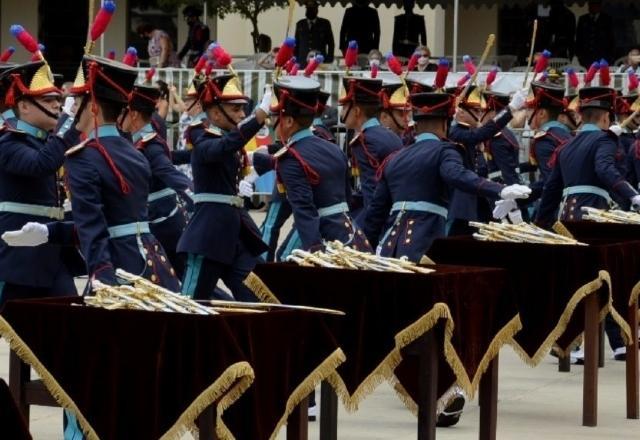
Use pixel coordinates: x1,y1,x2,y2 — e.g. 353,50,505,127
284,56,297,74
290,63,300,76
204,60,214,76
122,47,137,66
386,53,403,76
30,44,44,61
194,55,207,74
344,41,358,69
89,0,116,42
10,25,39,53
107,50,116,60
457,73,471,87
304,54,323,77
369,58,379,78
407,52,420,72
584,61,600,85
434,58,449,89
628,68,639,91
566,68,580,89
485,67,498,87
0,46,15,62
145,67,156,83
534,49,551,74
210,42,232,68
462,55,476,75
538,70,549,82
598,59,610,86
275,37,296,67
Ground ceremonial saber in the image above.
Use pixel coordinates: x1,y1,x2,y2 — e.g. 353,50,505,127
458,34,495,103
208,300,346,316
522,19,539,87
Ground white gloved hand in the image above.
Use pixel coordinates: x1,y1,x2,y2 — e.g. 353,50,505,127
244,168,259,184
62,96,76,116
63,198,72,213
631,195,640,212
508,88,529,112
492,199,517,220
238,179,254,198
507,208,524,224
609,124,623,137
2,222,49,247
258,85,273,114
500,184,531,200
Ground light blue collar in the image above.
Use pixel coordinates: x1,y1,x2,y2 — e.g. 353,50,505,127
287,128,314,146
415,132,440,142
16,120,48,140
579,123,601,132
195,112,207,122
362,118,380,131
541,120,570,133
132,123,155,143
87,124,121,140
312,117,324,126
2,109,15,120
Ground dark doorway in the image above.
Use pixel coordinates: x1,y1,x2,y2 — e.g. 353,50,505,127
38,1,88,82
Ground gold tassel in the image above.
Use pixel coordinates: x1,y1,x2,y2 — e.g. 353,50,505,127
552,221,575,239
243,272,280,304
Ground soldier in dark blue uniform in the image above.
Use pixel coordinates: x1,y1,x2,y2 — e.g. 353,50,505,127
339,76,403,221
363,91,531,261
481,90,522,185
255,75,370,257
537,86,640,227
526,81,574,202
379,78,413,144
119,83,193,279
447,84,528,234
0,60,77,305
177,73,270,300
612,93,640,187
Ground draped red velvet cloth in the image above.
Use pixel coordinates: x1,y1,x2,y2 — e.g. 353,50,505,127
252,263,518,407
0,297,342,440
429,236,612,360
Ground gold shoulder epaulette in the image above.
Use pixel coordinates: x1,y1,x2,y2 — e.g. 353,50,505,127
65,139,90,157
204,127,223,137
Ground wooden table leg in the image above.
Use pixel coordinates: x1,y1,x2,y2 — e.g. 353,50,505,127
197,405,218,440
320,381,338,440
479,355,499,440
626,302,639,419
416,330,438,440
287,396,309,440
583,293,599,427
558,353,571,372
8,350,31,424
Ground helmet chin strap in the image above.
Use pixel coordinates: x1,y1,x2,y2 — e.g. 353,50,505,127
26,96,60,121
216,102,239,129
340,103,353,125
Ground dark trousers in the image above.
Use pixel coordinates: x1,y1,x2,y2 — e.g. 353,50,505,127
0,265,76,307
181,240,259,302
260,197,292,262
604,313,625,351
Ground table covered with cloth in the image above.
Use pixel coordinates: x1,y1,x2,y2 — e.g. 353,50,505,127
429,237,614,363
245,263,520,413
0,296,344,440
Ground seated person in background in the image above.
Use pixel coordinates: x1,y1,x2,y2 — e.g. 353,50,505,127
413,46,437,72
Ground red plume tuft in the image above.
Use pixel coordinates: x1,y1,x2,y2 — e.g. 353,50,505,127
107,49,116,60
194,55,207,74
599,59,610,87
584,61,599,85
211,43,232,67
462,55,476,76
121,47,137,66
407,52,420,72
304,55,324,77
204,61,214,76
284,57,297,74
0,47,15,62
628,68,639,92
275,37,296,67
145,67,156,83
344,41,358,68
10,25,38,53
369,59,379,78
485,67,498,87
457,73,470,87
534,49,551,74
566,68,580,89
386,53,403,76
89,0,116,42
434,58,449,89
290,63,300,76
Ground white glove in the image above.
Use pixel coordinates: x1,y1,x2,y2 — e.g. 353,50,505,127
63,198,72,213
507,208,524,224
258,85,273,114
500,184,531,200
609,124,623,137
62,96,76,116
492,199,517,220
508,88,528,112
244,168,259,184
631,195,640,212
2,222,49,247
238,179,254,198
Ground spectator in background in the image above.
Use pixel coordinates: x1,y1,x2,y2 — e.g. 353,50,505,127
137,23,180,67
616,47,640,74
177,5,210,67
575,1,615,67
294,1,335,67
414,46,437,72
339,0,380,55
392,0,427,59
548,0,576,60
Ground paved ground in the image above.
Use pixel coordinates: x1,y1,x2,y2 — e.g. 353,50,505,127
1,209,639,438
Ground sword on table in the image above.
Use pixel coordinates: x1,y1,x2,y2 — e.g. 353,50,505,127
205,300,346,316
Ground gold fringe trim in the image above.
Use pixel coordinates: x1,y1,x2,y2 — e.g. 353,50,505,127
552,221,575,239
161,362,255,440
0,316,99,440
507,270,614,365
244,272,281,304
630,279,640,308
269,348,346,440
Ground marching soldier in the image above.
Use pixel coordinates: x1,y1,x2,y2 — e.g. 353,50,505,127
363,90,530,262
612,92,640,185
339,76,403,221
0,60,77,304
177,73,271,300
119,83,193,278
536,86,640,227
256,76,370,257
